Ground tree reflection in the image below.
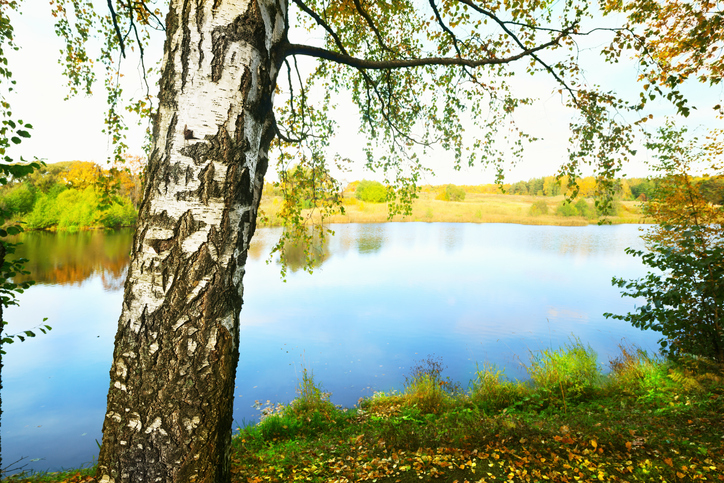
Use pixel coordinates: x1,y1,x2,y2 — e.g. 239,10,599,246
9,229,133,290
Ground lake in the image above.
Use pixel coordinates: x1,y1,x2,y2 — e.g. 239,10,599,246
1,222,660,474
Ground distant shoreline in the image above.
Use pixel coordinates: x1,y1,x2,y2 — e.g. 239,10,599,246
258,192,650,228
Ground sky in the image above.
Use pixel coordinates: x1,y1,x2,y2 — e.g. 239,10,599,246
4,2,722,185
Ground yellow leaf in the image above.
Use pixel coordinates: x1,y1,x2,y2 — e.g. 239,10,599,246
591,440,597,449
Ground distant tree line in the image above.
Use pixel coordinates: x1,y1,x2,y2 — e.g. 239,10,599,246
0,158,144,231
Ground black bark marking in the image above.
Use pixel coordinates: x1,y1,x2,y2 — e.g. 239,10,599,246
147,210,206,255
211,1,266,83
180,0,193,92
196,161,223,205
195,0,205,67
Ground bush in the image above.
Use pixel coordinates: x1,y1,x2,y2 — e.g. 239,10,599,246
25,186,138,230
0,182,37,215
470,363,527,411
555,201,578,217
355,180,387,203
403,355,461,414
528,200,548,216
607,227,724,362
99,198,138,228
438,184,466,202
596,199,622,216
607,123,724,363
574,199,596,218
527,338,601,407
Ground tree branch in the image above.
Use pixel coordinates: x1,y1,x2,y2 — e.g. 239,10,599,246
352,0,397,55
283,31,568,70
454,0,578,104
107,0,126,58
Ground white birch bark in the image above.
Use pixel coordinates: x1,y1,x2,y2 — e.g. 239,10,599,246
98,1,286,481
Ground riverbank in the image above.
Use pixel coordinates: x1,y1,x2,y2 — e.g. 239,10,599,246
258,193,649,228
5,343,723,482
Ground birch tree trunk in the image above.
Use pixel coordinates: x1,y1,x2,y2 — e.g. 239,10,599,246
97,1,286,481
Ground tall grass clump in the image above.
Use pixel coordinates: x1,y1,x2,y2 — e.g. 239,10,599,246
402,355,461,414
248,367,339,443
606,343,664,396
469,363,527,411
527,338,601,407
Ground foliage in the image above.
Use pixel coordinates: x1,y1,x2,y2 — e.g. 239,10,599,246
575,198,596,219
401,355,462,415
0,161,141,231
555,200,579,217
528,200,548,216
606,124,724,363
526,338,601,408
355,180,387,203
0,1,46,358
469,363,527,411
436,184,466,202
0,181,36,215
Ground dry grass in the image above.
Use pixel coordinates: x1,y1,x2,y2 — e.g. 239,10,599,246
258,192,649,227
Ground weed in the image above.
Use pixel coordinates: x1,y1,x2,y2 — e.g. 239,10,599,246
470,362,528,411
527,337,601,409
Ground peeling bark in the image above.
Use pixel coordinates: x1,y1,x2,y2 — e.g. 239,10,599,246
97,1,286,481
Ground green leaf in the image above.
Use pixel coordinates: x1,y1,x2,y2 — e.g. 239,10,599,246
10,136,21,144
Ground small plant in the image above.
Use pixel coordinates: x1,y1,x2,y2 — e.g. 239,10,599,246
287,366,335,420
470,363,527,411
527,338,601,408
402,355,461,414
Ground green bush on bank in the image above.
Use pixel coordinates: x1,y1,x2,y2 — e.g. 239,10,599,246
555,198,597,218
24,185,136,231
437,184,466,202
355,180,387,203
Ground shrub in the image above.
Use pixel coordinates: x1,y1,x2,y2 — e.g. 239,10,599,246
99,198,138,228
528,200,548,216
574,198,596,218
355,180,387,203
403,355,460,414
0,182,37,215
442,184,466,201
527,338,601,407
470,363,527,411
555,201,578,217
596,199,622,216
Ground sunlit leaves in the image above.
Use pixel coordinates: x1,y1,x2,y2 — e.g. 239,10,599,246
606,123,724,362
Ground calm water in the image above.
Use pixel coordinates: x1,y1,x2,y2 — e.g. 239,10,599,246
2,223,660,473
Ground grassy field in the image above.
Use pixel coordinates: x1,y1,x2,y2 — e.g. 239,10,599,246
258,192,648,228
6,343,723,483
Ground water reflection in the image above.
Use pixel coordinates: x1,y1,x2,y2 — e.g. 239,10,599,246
9,229,134,290
357,225,384,254
2,222,661,474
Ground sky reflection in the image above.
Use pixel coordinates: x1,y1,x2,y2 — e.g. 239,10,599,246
2,223,660,473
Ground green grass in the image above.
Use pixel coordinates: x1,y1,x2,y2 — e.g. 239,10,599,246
5,344,723,482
